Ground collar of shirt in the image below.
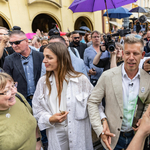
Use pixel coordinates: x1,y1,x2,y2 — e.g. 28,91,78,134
18,48,32,60
122,63,140,80
48,72,79,85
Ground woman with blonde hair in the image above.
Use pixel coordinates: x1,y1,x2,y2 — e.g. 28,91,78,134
32,42,94,150
0,72,41,150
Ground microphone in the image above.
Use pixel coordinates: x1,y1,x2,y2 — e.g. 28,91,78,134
129,83,133,86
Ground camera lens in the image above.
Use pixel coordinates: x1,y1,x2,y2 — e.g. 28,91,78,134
108,45,115,52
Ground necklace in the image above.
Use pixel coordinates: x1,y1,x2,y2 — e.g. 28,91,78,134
6,108,11,118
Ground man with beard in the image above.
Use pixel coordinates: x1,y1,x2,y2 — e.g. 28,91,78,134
70,31,87,59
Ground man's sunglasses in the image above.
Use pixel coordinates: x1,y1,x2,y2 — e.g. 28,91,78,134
74,37,80,39
9,39,26,46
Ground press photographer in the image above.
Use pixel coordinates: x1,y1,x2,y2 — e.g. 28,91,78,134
93,29,130,71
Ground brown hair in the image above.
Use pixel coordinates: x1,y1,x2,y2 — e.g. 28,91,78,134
91,30,100,37
45,42,81,97
0,73,14,90
84,33,91,43
115,42,123,50
41,39,49,45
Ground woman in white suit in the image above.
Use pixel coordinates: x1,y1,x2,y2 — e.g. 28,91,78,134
32,42,93,150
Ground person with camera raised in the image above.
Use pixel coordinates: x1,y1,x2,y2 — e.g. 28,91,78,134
88,34,150,150
93,41,124,71
84,30,110,86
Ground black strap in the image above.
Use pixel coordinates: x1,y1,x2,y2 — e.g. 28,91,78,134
132,96,145,128
15,93,27,107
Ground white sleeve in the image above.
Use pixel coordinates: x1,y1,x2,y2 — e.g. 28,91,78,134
32,77,55,131
98,102,106,119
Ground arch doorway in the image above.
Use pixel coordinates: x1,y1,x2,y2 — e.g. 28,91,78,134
74,17,93,31
32,14,61,33
0,16,10,29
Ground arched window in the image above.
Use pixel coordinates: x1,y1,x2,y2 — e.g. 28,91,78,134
32,13,61,33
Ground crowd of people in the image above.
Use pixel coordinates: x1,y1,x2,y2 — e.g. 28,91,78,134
0,25,150,150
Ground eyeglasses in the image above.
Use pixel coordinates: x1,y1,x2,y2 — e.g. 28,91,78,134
0,82,18,95
9,39,26,46
74,37,80,40
92,36,100,39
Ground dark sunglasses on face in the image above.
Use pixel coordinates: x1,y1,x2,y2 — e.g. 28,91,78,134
74,37,80,40
9,39,26,46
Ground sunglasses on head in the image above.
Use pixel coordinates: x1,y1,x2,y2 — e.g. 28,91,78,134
9,39,26,46
74,37,80,39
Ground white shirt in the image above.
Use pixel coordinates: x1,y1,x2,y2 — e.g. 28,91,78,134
32,74,94,150
48,74,67,115
121,63,140,132
48,74,68,146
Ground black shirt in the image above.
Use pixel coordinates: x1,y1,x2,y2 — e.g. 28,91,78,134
95,58,124,71
70,42,87,59
144,38,150,53
0,47,14,68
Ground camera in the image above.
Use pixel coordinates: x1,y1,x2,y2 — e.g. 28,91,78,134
103,34,115,52
103,29,131,52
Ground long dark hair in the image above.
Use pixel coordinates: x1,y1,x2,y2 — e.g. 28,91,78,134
45,42,81,97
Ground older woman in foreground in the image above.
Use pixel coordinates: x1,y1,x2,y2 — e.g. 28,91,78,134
0,72,41,150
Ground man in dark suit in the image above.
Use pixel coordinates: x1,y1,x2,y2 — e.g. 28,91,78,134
70,31,87,59
3,30,43,106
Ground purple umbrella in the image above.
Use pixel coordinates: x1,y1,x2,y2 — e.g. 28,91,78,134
69,0,137,13
69,0,137,32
